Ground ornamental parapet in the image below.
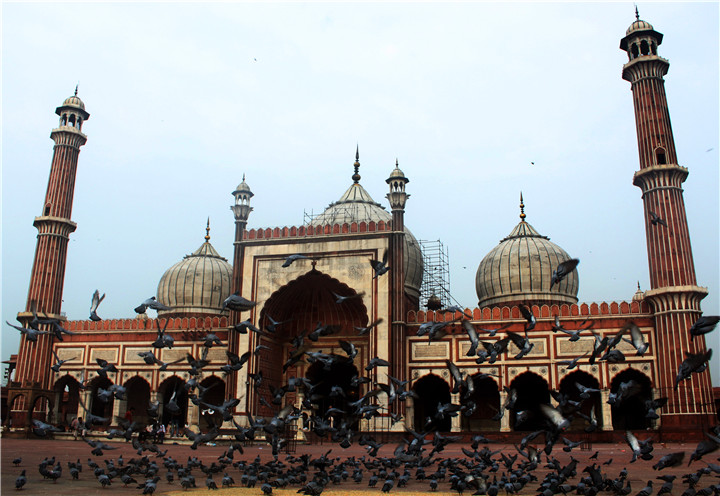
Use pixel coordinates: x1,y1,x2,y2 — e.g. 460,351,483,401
64,315,229,332
245,220,392,241
408,300,651,323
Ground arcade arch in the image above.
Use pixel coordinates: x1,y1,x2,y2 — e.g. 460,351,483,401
412,374,451,431
509,372,550,431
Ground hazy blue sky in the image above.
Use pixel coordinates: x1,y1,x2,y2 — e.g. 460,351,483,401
2,2,718,382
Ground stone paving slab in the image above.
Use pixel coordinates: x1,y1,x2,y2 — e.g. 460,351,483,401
1,437,715,495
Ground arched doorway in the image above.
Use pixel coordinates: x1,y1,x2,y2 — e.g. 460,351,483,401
558,370,602,431
9,394,27,428
89,376,114,427
413,374,451,431
460,375,500,431
509,372,550,431
305,359,360,429
199,376,226,429
124,376,151,426
610,368,653,430
53,375,81,428
31,395,53,425
254,270,370,418
159,376,188,428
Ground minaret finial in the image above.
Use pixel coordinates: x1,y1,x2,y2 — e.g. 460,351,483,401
74,84,78,96
634,4,639,21
519,192,526,221
352,145,361,183
395,158,399,168
242,173,245,182
205,218,211,241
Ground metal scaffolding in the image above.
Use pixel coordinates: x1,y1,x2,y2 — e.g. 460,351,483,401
419,239,451,309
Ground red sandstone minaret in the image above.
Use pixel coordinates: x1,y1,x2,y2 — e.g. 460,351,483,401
10,89,89,424
621,13,712,429
386,158,409,415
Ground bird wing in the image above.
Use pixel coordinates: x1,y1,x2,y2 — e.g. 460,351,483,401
506,331,526,349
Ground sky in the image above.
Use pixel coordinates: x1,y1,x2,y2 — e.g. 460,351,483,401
2,2,718,384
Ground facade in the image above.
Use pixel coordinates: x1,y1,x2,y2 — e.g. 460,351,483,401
5,15,714,440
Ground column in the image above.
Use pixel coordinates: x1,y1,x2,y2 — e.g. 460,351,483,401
600,390,613,430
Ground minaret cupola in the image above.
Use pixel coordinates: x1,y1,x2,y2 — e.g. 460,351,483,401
231,174,254,223
55,85,90,132
386,159,409,211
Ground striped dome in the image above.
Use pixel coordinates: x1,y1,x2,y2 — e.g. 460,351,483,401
475,219,579,308
156,238,233,317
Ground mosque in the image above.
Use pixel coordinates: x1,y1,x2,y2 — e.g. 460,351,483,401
4,15,715,441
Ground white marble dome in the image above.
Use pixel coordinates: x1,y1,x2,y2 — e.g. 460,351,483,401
156,231,233,316
475,212,579,308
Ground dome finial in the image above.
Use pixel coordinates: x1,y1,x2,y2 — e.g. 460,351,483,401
634,4,640,21
74,84,78,96
519,192,526,221
352,145,361,183
205,217,211,242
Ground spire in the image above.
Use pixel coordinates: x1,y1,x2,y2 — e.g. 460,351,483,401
519,192,526,221
634,4,640,21
205,218,211,242
74,84,78,96
352,145,361,183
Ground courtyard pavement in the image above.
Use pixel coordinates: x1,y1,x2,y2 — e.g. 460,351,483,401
0,435,715,495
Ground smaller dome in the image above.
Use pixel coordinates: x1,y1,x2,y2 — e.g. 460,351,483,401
62,94,86,110
475,197,578,308
387,163,407,181
632,282,645,302
233,175,253,197
156,230,233,317
626,19,653,35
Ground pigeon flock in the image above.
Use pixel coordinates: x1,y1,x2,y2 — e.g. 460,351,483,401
6,255,720,495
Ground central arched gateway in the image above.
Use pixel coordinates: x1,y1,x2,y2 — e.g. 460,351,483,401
253,270,370,418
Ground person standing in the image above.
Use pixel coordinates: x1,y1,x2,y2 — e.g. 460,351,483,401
71,417,80,440
157,422,166,444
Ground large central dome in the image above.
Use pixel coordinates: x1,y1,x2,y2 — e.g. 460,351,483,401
475,198,579,308
309,153,424,299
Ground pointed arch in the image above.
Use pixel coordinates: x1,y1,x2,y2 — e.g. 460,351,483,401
53,374,81,427
460,374,501,431
88,376,114,426
558,369,602,431
610,368,653,430
412,373,452,431
159,375,188,427
253,269,370,418
198,375,226,429
124,375,151,426
508,371,550,431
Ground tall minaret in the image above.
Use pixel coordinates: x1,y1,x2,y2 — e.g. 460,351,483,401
386,159,409,413
620,14,712,429
228,176,253,404
14,89,89,393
